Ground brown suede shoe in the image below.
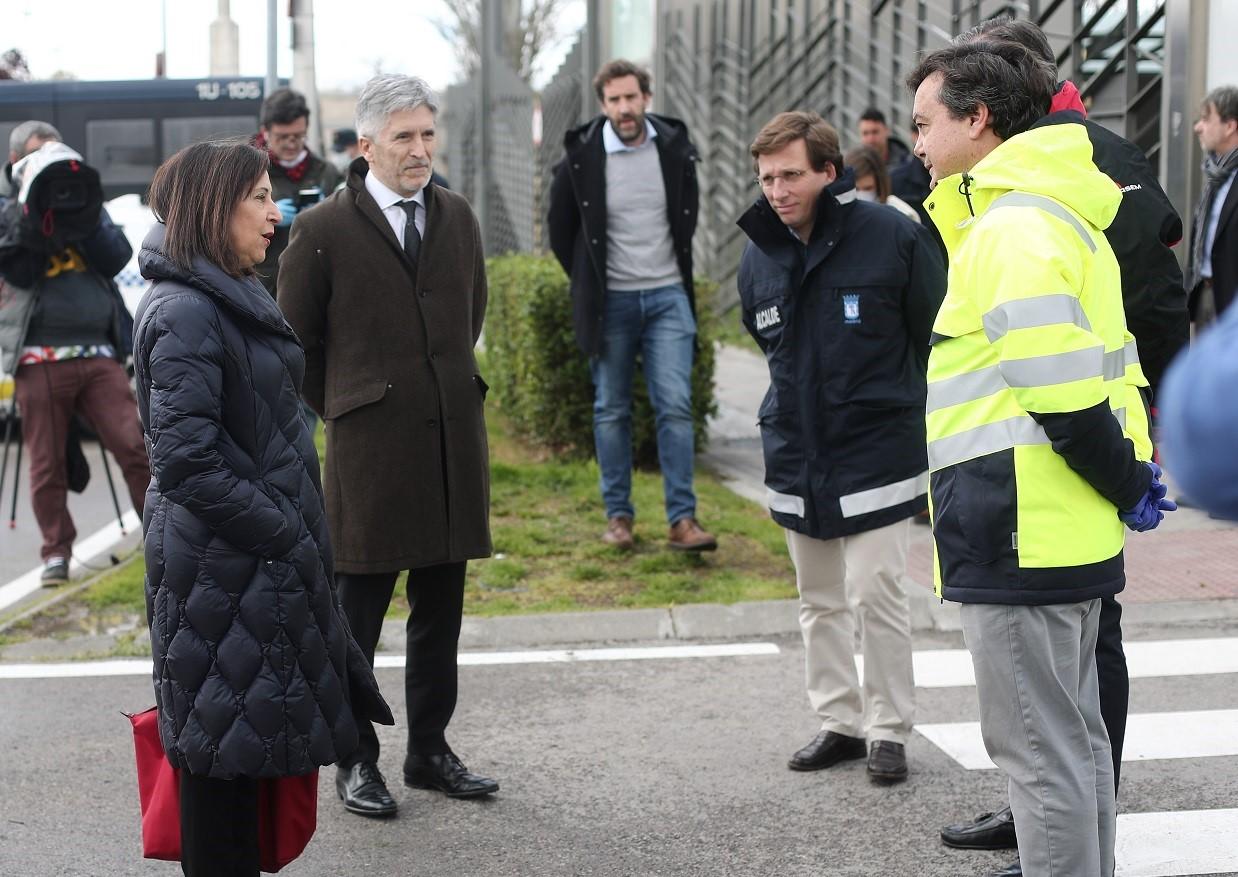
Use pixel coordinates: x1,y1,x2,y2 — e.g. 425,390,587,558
668,517,717,552
601,516,635,550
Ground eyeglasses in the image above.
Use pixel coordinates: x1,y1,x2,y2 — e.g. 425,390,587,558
269,132,308,145
756,168,810,189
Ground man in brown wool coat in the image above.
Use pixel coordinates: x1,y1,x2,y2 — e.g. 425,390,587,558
278,72,496,820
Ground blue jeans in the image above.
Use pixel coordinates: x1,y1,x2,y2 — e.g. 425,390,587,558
590,284,697,525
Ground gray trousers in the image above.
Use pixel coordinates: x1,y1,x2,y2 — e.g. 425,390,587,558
960,600,1115,877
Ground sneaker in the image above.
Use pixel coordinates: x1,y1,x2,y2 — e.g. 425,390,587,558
41,556,69,586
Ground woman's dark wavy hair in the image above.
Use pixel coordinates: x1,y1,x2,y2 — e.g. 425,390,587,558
147,140,269,277
906,40,1056,141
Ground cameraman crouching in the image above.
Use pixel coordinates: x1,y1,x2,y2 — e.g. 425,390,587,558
0,121,148,585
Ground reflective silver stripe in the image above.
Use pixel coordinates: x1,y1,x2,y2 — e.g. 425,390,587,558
928,415,1050,470
983,294,1091,343
1000,345,1104,388
988,192,1097,253
839,470,929,518
927,365,1005,413
1124,339,1141,367
767,489,805,518
1114,406,1127,428
1103,348,1125,381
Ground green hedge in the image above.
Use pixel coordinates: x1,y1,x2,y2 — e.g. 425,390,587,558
485,253,717,467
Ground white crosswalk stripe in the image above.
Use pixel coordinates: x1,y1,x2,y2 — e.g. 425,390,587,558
918,709,1238,770
911,636,1238,876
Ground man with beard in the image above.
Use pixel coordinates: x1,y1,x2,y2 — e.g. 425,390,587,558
548,60,716,552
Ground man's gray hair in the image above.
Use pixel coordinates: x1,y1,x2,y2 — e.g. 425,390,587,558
1205,86,1238,124
355,74,438,140
9,120,62,159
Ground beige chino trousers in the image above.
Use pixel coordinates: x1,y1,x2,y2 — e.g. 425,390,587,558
785,519,916,744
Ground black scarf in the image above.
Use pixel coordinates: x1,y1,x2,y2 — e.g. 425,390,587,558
1190,147,1238,289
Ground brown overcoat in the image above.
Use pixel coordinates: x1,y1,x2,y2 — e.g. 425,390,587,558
277,158,491,574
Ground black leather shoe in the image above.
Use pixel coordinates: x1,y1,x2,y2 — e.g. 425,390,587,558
940,805,1018,850
990,858,1022,877
787,731,867,771
336,762,397,817
866,740,908,784
404,751,499,798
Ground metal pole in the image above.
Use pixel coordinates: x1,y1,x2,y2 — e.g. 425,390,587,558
1161,0,1208,272
97,443,127,535
583,0,601,119
8,425,21,529
290,0,324,156
158,0,168,77
478,0,496,250
266,0,279,99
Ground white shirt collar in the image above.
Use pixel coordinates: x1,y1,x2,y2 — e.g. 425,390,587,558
602,118,658,154
364,168,425,212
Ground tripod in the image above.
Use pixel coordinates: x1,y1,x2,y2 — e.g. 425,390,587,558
0,394,128,535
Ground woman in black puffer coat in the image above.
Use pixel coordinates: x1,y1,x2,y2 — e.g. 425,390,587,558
133,140,392,876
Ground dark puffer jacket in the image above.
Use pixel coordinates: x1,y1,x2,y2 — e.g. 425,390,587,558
133,225,391,779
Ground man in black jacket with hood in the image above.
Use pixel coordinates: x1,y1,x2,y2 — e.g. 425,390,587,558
936,18,1189,877
548,60,715,553
738,110,946,785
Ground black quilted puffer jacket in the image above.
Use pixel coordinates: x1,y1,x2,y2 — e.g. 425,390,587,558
133,224,392,779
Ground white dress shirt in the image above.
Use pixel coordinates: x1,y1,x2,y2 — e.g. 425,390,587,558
364,171,427,243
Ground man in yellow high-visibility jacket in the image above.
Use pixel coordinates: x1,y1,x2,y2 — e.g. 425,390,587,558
908,41,1175,877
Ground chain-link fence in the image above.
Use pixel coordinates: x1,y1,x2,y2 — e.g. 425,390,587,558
444,54,536,255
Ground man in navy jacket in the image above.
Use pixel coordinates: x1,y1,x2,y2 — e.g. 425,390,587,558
738,110,945,784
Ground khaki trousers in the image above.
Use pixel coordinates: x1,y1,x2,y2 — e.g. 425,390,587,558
785,519,916,744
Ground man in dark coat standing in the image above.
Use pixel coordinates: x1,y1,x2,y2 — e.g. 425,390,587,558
278,73,496,819
738,111,946,785
547,59,716,552
1188,85,1238,326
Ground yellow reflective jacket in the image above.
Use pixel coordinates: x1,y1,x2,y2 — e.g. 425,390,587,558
925,124,1152,605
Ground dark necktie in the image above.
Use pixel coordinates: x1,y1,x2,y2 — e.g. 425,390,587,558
399,199,421,267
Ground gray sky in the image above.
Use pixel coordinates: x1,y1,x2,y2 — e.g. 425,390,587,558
7,0,583,92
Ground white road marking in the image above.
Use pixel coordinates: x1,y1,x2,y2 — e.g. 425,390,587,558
918,709,1238,770
0,642,781,680
0,510,140,613
1115,808,1238,876
854,637,1238,689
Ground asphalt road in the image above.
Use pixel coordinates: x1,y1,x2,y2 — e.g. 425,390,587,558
3,622,1238,877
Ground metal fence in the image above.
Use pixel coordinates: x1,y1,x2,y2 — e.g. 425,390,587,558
444,53,537,255
655,0,1171,304
447,0,1175,288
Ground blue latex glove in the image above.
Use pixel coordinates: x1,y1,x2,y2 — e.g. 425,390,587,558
1119,462,1178,532
275,197,298,227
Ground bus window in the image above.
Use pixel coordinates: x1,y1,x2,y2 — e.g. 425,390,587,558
86,119,156,186
0,123,18,160
162,116,258,159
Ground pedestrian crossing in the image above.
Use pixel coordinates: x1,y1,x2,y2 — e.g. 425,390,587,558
918,709,1238,769
906,638,1238,876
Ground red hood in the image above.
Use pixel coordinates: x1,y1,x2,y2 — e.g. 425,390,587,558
1050,80,1087,117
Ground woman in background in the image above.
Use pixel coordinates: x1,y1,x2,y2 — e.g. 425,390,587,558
845,145,921,224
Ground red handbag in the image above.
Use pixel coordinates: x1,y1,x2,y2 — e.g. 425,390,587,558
128,707,318,872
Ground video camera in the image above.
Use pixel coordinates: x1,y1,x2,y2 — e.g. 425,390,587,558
0,142,104,286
